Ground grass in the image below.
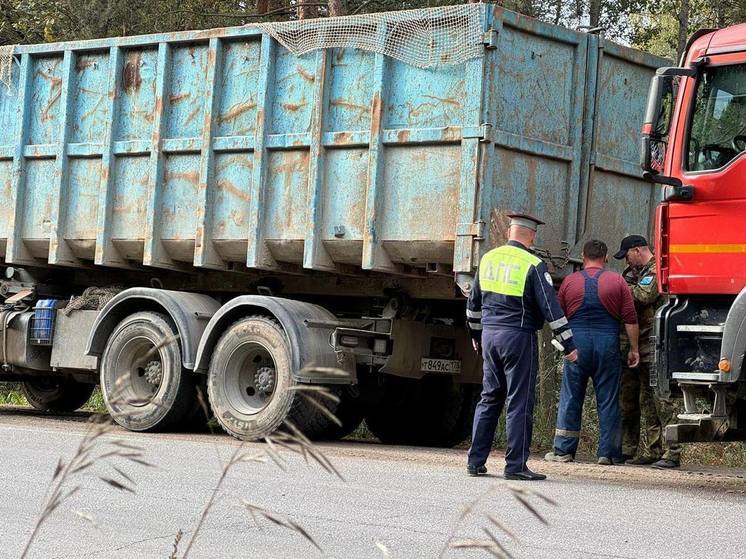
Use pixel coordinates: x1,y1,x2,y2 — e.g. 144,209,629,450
0,383,27,406
0,383,106,413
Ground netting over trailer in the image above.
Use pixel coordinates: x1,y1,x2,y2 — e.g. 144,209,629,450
257,4,485,68
0,45,14,94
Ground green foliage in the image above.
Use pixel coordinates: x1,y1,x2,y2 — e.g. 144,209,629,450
0,382,28,406
630,0,746,60
0,382,106,411
1,0,744,57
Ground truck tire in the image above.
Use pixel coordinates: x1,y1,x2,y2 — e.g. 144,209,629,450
21,378,95,412
184,376,213,432
365,375,477,447
100,311,197,432
207,316,337,441
317,385,365,440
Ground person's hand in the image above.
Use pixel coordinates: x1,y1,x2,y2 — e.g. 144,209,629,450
627,350,640,368
563,349,579,363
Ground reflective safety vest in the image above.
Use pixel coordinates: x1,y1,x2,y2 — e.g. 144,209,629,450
466,241,575,352
479,245,542,297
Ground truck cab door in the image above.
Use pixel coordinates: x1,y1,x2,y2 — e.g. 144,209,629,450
664,56,746,295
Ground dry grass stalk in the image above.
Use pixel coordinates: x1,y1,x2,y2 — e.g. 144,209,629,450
19,366,164,558
180,443,266,559
169,529,183,559
242,500,322,551
20,410,153,558
178,386,342,557
279,418,344,480
376,541,393,558
440,480,558,559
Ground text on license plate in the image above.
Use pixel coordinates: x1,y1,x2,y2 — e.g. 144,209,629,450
420,358,461,374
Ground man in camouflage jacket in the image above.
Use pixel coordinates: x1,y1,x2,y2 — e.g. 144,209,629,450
614,235,682,469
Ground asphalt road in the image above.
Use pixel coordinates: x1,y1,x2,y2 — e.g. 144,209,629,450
1,408,745,559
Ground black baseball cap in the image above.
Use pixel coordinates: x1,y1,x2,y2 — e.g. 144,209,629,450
613,235,649,260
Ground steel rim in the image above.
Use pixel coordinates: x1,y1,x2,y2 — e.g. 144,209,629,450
111,335,165,408
223,341,277,416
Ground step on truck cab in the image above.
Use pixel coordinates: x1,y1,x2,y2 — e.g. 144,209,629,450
0,4,665,445
642,24,746,443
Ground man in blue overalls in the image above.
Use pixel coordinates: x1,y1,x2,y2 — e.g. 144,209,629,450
545,240,639,465
466,213,578,480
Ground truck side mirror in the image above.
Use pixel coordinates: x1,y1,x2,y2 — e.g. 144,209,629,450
641,74,676,174
640,65,700,175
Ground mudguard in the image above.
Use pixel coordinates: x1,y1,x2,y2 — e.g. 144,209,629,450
721,287,746,382
193,295,355,384
85,288,220,370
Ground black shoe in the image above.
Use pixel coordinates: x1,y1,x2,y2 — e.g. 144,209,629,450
467,464,487,476
504,468,546,481
651,459,680,469
622,454,634,462
625,456,657,466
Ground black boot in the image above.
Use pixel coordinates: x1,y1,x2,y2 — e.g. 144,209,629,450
504,468,546,481
467,464,488,476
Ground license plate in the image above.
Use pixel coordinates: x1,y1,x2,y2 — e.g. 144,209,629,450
420,358,461,374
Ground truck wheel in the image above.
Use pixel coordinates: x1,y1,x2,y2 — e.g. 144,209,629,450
183,376,213,432
100,311,196,432
365,375,477,447
207,316,337,441
21,378,95,412
317,385,365,440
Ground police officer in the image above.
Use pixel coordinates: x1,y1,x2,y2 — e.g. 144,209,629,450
614,235,682,469
466,213,578,480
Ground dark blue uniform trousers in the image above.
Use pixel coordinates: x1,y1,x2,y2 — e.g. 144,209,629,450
553,328,622,460
468,327,538,474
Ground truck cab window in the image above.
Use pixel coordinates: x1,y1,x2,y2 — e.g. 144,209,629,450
687,64,746,171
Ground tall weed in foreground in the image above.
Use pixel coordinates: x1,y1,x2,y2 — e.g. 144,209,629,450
440,482,558,559
19,414,154,558
19,378,557,559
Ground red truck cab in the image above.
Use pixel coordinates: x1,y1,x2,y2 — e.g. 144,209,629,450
642,24,746,443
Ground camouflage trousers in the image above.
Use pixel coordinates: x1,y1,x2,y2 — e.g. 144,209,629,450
620,362,681,461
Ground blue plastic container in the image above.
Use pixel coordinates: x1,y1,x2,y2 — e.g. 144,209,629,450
30,299,58,345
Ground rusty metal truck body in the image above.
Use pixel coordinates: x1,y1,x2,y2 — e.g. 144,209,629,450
0,5,666,444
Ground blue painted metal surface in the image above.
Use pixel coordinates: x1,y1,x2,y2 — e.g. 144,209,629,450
0,5,668,287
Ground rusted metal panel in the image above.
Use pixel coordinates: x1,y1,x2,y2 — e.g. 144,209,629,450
478,7,669,273
0,4,668,292
480,7,589,260
580,38,669,259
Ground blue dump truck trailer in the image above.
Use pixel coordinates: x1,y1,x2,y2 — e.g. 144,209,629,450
0,4,666,445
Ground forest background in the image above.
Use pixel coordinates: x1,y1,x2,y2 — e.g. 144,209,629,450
0,0,744,60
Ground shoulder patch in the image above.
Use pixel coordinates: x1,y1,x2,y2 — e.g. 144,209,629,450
640,275,654,286
544,272,553,285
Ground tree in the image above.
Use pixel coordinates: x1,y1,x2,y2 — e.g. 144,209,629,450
328,0,346,17
630,0,746,60
2,0,742,56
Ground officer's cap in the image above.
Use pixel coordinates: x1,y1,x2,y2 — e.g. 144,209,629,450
507,213,545,232
613,235,649,259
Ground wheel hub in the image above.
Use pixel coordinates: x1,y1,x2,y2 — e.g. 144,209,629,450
144,360,162,386
254,366,276,395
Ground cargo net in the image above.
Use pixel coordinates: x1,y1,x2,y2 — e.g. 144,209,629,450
62,286,123,316
256,4,484,68
0,45,15,94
